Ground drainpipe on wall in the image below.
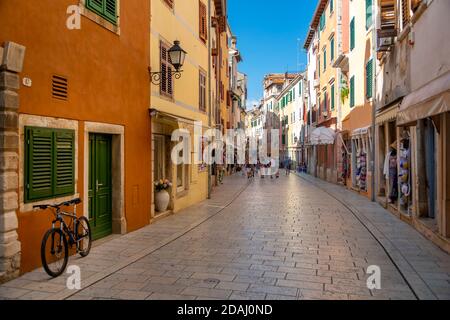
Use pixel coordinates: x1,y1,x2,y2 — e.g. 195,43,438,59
371,2,377,202
207,0,212,199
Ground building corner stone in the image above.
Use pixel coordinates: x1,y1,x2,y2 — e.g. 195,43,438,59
0,41,25,284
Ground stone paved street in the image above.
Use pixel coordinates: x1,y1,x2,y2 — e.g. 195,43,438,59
1,174,450,300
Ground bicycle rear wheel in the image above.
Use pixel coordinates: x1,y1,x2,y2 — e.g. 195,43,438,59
41,229,68,277
76,216,92,257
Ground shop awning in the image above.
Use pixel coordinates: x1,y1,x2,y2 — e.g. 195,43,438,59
309,127,336,145
375,102,400,125
352,126,371,137
397,71,450,126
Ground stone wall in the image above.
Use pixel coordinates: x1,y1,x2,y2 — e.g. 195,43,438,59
0,42,25,283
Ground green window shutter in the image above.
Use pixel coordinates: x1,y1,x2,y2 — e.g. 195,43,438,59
350,76,355,107
330,37,335,61
87,0,117,24
330,0,334,13
319,58,321,76
87,0,103,13
26,127,53,201
366,59,373,99
54,130,75,196
366,0,373,30
104,0,117,23
324,49,327,70
331,84,335,110
293,89,296,100
350,18,355,50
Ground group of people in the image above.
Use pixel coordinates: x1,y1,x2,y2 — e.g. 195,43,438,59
243,160,279,180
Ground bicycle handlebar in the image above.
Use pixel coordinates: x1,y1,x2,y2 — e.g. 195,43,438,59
33,198,82,210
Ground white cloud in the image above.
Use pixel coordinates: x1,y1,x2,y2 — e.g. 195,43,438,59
246,99,260,110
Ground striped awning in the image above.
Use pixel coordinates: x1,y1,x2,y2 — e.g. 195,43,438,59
375,103,400,125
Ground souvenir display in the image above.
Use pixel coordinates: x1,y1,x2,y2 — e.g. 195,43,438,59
356,151,367,191
399,132,412,214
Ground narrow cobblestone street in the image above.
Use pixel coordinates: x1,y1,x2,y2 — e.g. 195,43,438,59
1,174,449,300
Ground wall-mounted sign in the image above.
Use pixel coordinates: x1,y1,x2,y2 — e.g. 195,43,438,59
22,77,32,87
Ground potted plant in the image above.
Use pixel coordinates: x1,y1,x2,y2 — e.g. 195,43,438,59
154,179,172,212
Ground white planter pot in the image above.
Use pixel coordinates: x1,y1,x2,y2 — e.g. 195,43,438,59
155,190,170,213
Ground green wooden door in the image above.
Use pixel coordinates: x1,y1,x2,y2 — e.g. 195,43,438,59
88,134,112,240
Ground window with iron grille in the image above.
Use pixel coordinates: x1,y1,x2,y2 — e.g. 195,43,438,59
160,41,173,97
25,127,75,202
86,0,117,24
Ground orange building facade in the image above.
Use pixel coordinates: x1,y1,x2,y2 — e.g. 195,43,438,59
0,0,151,280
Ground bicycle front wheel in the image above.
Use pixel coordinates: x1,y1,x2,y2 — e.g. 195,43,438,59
76,216,92,257
41,229,68,278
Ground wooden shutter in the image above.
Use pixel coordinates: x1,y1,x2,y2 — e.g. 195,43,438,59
87,0,103,13
86,0,117,24
330,37,335,61
331,83,335,110
54,130,75,196
26,127,53,201
402,0,410,28
199,71,206,111
164,0,174,9
199,1,207,42
350,18,355,50
104,0,117,23
366,59,373,99
366,0,373,30
350,76,355,107
160,42,173,97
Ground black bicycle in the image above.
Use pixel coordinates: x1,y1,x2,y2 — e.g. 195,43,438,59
34,198,92,277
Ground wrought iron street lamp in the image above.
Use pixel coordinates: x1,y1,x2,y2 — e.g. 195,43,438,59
149,40,187,85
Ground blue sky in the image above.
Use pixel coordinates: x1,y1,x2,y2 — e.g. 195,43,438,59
228,0,317,109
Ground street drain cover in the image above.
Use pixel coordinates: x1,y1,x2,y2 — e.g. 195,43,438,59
204,278,220,284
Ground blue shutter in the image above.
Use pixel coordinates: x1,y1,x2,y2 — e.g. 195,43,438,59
366,59,373,99
350,18,355,50
366,0,373,30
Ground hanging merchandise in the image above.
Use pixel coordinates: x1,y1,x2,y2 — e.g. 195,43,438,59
399,131,412,214
354,136,367,192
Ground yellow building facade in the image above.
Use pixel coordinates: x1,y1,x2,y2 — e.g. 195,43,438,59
150,0,211,216
316,0,339,182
